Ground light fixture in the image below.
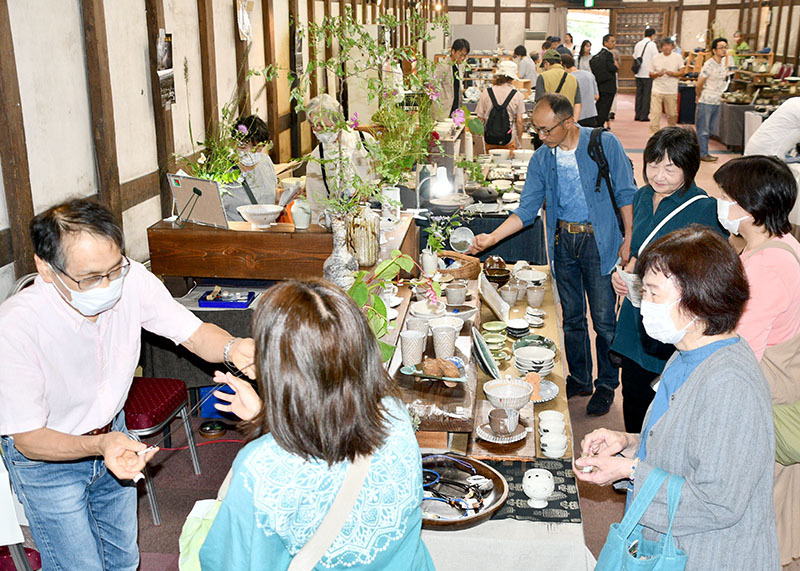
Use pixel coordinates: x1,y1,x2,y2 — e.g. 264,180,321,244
416,166,453,209
434,1,442,10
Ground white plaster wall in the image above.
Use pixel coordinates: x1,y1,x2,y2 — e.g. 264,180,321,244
214,0,239,116
106,0,159,183
164,0,206,157
777,6,790,58
473,13,496,27
122,195,161,262
681,11,710,52
247,0,269,119
449,12,467,27
530,12,550,34
500,13,525,51
713,10,740,43
8,0,97,212
0,162,9,230
0,264,15,302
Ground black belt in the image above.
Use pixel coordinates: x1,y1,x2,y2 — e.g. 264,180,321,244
83,422,112,436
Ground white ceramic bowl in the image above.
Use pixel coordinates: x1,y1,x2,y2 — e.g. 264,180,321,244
539,410,565,423
513,149,534,162
489,149,511,163
446,304,479,323
542,446,567,459
515,346,556,362
491,179,512,191
237,204,284,227
484,378,534,410
516,269,547,283
409,300,446,319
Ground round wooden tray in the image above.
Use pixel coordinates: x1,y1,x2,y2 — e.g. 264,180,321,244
421,455,509,531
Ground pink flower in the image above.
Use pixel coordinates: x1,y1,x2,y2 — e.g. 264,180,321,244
424,287,439,304
348,112,359,129
451,108,465,127
425,82,440,102
236,124,248,134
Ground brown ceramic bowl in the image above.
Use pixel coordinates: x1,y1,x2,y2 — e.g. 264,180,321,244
484,268,511,288
484,255,507,271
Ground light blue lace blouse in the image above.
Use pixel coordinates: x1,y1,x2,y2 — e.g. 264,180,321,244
199,397,434,570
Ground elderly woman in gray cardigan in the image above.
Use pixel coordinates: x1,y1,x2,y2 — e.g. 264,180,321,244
575,226,779,570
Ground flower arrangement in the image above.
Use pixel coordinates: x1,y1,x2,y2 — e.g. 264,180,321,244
423,209,474,253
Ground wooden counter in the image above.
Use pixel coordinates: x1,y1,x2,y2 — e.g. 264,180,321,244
147,211,419,281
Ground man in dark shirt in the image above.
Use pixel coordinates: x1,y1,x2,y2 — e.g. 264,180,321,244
590,34,618,127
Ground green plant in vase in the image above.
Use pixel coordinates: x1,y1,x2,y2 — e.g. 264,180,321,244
423,209,474,254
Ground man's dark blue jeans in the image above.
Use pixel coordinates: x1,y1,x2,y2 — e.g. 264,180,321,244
553,227,619,393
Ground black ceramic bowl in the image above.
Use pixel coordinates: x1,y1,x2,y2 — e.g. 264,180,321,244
484,268,511,288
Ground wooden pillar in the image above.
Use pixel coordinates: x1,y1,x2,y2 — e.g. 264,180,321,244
144,0,176,217
262,0,281,161
197,0,219,131
324,0,332,93
289,0,301,158
81,0,122,223
307,0,318,99
466,0,473,25
785,2,795,66
233,1,251,117
495,0,501,40
772,0,784,59
0,0,36,275
707,0,718,32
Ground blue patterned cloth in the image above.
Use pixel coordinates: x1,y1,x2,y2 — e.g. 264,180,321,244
199,397,433,570
554,147,589,223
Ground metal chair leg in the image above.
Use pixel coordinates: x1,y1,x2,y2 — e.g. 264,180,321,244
143,465,162,526
9,543,33,571
180,405,202,476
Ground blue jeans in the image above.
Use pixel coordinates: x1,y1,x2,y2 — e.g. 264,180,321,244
1,413,138,571
696,102,720,157
553,228,619,391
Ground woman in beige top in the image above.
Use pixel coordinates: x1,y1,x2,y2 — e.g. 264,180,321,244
475,60,526,152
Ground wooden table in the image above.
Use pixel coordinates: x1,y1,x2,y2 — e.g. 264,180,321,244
147,212,419,281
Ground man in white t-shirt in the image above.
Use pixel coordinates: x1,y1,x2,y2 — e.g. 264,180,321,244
695,37,729,162
648,38,685,135
633,28,659,121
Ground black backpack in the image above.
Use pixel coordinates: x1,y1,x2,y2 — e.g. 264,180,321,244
485,88,517,146
587,127,634,234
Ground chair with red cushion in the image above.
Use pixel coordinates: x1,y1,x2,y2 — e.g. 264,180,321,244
124,377,201,525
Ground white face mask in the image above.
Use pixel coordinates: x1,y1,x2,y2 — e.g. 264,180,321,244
640,299,697,345
717,198,750,236
239,150,259,167
51,269,125,317
316,131,338,146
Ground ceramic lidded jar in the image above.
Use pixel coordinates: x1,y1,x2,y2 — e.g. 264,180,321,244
522,468,555,508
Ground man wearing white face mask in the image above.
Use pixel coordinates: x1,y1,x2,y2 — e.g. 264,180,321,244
0,199,255,570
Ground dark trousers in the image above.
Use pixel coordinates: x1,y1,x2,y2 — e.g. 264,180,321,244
620,355,661,433
634,77,653,121
578,117,599,128
596,92,615,125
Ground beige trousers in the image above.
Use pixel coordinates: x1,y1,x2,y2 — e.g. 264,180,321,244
649,91,677,135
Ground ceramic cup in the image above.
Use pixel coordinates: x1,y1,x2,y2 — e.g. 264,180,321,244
540,433,568,450
445,283,468,305
431,326,458,359
542,446,567,459
526,285,545,308
522,468,555,508
499,285,518,306
379,283,398,307
539,419,566,435
405,317,429,334
488,408,520,435
400,330,426,367
538,410,565,424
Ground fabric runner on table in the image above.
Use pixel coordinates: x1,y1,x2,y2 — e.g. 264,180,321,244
483,459,582,524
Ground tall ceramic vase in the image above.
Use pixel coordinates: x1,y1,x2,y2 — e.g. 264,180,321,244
347,204,380,267
324,214,358,289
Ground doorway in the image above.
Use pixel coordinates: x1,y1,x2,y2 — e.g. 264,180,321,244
567,10,610,57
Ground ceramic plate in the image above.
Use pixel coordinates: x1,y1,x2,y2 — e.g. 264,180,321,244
476,422,527,444
490,348,511,361
386,308,399,321
386,295,403,308
471,326,502,379
482,321,508,333
514,346,555,362
531,380,559,403
526,308,546,318
512,335,558,356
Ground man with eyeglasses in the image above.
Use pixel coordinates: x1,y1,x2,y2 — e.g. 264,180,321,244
695,37,728,162
0,198,255,570
470,94,635,416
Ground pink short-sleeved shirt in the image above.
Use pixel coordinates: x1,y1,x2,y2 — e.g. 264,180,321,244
0,261,202,436
738,234,800,361
475,84,526,146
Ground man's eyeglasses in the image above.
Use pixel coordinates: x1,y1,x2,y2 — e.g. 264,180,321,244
53,256,131,291
531,117,567,137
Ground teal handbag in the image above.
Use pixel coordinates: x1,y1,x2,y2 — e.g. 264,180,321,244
596,467,688,570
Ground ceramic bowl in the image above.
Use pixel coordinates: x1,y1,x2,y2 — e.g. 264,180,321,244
484,255,507,270
491,179,512,191
470,186,500,203
429,316,463,332
514,346,556,363
516,269,547,283
482,320,508,333
538,410,565,423
542,446,567,459
446,304,479,323
512,335,558,355
513,149,534,162
237,204,284,227
489,149,511,163
483,333,507,345
484,377,534,410
484,268,511,288
409,300,446,319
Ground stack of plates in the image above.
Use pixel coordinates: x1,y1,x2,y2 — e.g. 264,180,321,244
481,320,507,336
471,327,502,379
513,345,555,376
409,300,446,320
505,318,530,339
525,307,544,328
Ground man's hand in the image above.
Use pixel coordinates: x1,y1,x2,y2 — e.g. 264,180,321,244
228,338,256,379
98,432,158,481
469,233,497,255
213,370,263,421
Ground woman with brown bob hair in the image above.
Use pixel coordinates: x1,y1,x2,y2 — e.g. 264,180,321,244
576,226,778,569
199,280,434,570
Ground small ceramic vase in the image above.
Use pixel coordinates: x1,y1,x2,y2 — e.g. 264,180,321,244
291,198,312,230
522,468,555,509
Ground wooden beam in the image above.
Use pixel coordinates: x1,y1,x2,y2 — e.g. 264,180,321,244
785,2,795,64
145,0,175,217
289,0,301,158
754,0,762,50
262,0,281,161
449,5,537,13
466,0,473,24
707,0,718,30
121,171,160,211
308,0,318,99
676,0,684,39
324,0,332,93
495,0,501,40
794,6,800,70
0,0,37,275
0,228,12,268
233,1,251,117
197,0,219,131
81,0,122,223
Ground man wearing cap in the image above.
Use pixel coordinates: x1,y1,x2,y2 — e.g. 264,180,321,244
535,49,582,121
475,60,526,150
0,198,255,570
432,38,470,121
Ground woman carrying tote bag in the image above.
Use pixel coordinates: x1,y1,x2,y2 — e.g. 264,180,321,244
576,227,779,570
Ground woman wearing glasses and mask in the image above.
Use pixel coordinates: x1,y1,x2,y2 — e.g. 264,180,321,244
576,226,779,570
200,280,434,570
714,155,800,568
304,94,375,224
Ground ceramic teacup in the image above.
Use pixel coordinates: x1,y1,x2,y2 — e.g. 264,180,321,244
445,283,468,305
405,317,429,334
499,285,517,306
526,285,545,308
400,330,425,367
431,326,457,359
488,408,519,435
542,445,567,459
538,410,565,424
538,419,566,435
540,433,568,450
